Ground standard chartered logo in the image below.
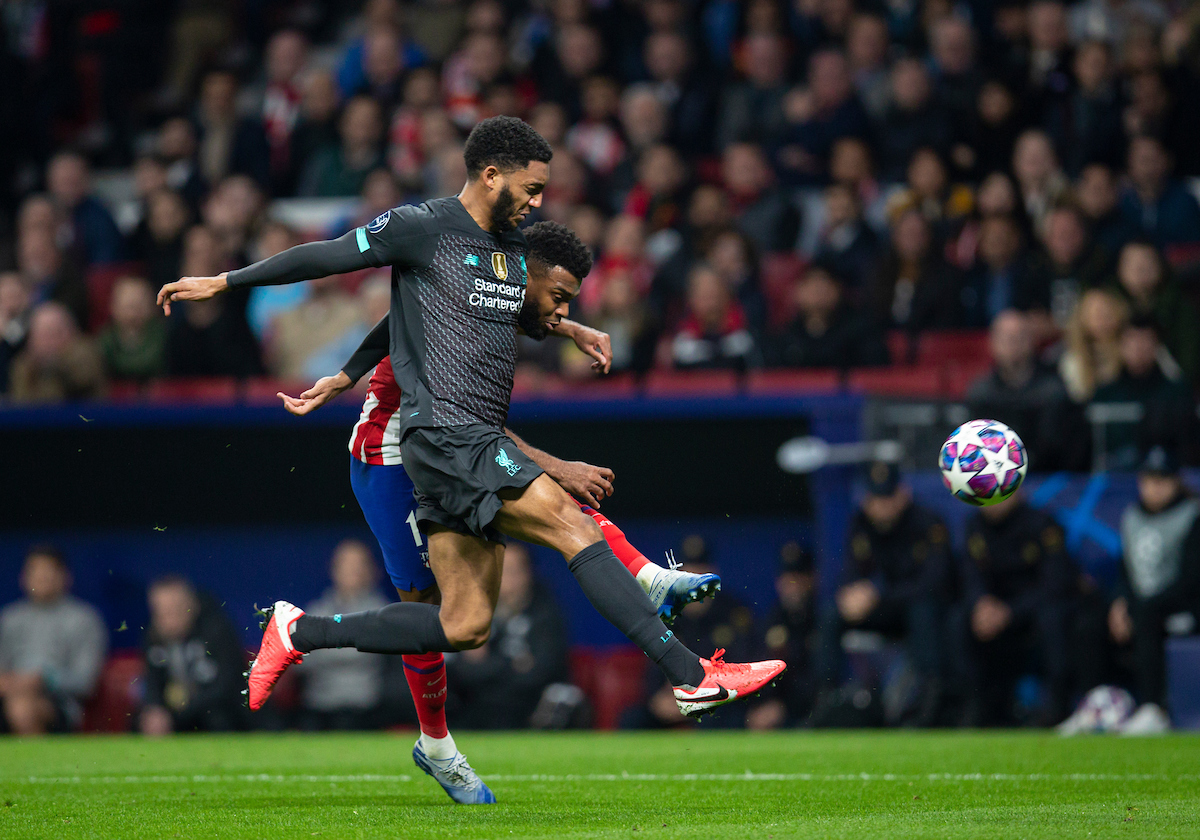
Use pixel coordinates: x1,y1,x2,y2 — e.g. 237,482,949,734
469,277,524,312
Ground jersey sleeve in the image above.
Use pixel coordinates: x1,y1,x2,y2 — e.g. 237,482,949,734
226,230,370,288
341,316,391,383
353,204,439,270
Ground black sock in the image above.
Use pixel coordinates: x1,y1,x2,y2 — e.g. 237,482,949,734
568,541,705,687
290,602,451,654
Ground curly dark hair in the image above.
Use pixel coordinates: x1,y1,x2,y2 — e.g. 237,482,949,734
525,221,593,282
463,116,553,178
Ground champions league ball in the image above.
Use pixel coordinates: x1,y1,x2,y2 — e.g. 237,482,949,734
939,419,1027,506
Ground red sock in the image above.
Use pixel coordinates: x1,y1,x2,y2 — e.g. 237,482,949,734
576,501,652,577
402,653,449,739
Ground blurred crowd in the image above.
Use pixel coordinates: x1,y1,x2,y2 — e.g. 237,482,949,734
5,443,1198,735
2,0,1200,454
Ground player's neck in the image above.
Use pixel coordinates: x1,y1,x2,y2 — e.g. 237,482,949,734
458,185,499,235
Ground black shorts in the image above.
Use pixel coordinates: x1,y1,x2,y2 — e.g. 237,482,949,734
400,424,543,543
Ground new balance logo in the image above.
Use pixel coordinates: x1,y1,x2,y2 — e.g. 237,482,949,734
496,448,521,476
463,254,480,267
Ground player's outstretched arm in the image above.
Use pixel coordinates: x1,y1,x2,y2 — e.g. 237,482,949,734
548,319,612,373
279,316,391,416
505,427,614,507
157,230,371,314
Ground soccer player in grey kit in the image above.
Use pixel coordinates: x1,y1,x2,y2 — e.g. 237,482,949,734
158,116,784,754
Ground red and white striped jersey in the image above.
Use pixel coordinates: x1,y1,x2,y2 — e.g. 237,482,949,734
348,357,404,465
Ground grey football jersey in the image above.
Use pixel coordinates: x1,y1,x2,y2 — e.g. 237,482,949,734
356,197,529,433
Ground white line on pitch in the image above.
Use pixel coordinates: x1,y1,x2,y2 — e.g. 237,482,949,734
13,772,1199,785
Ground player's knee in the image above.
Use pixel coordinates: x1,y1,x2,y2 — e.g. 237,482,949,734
444,620,491,650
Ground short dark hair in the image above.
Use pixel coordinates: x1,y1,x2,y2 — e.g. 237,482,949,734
463,116,553,178
24,544,66,569
525,221,593,282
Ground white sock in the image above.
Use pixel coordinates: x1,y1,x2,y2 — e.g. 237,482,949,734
635,563,667,596
420,731,458,762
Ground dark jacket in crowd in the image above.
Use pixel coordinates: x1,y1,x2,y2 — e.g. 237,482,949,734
967,364,1087,471
767,306,888,369
843,504,953,608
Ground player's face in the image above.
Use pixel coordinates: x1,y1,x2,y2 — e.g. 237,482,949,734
518,264,580,339
489,162,548,230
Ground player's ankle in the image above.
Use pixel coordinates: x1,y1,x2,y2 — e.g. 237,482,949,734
420,731,458,761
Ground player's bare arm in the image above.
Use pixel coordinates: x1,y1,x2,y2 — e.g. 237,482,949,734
549,318,613,373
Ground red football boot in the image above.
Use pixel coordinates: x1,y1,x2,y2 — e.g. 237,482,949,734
246,600,306,711
673,649,786,717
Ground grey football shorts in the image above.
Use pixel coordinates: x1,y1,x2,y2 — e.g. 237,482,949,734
400,424,543,543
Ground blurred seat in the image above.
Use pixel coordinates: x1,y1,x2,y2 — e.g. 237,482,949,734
848,365,942,398
943,358,994,400
643,369,739,396
887,330,912,365
145,377,239,403
81,651,143,733
915,330,990,367
569,646,647,730
242,377,309,405
745,368,840,394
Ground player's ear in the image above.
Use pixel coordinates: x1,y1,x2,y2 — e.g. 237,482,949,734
482,165,501,189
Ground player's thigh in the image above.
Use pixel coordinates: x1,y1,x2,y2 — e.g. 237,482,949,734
493,472,604,559
426,526,504,630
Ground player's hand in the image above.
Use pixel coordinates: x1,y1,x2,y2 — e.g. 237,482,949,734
551,320,612,374
278,371,353,416
157,273,230,315
549,460,614,508
1108,597,1133,645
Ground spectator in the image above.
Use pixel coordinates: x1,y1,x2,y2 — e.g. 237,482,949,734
960,214,1039,328
201,175,265,267
579,215,654,318
776,49,870,185
97,276,167,384
745,543,818,729
1058,288,1129,403
642,30,716,156
1075,163,1137,258
702,228,765,330
16,227,88,330
967,310,1083,471
716,32,790,150
951,493,1077,726
331,168,403,239
0,546,106,735
877,58,954,183
1011,129,1070,230
569,269,653,376
157,117,207,209
868,209,962,333
194,70,270,190
1092,319,1194,471
8,302,106,402
165,225,263,378
565,76,625,177
45,152,124,267
815,463,951,727
300,95,386,198
1106,445,1200,735
622,144,687,235
340,26,410,113
1119,135,1200,247
0,272,30,394
885,147,974,239
130,189,191,291
245,223,305,339
669,263,758,370
158,0,235,108
1111,240,1200,385
139,576,245,734
720,143,800,253
812,183,881,294
1027,206,1113,329
930,16,983,131
387,67,445,191
1044,40,1124,176
962,80,1025,180
846,14,891,122
249,30,309,195
1025,1,1073,109
445,544,571,729
296,540,391,730
287,70,342,196
337,0,427,104
768,265,887,369
284,273,388,383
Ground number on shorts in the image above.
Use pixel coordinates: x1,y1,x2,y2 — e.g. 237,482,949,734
406,510,423,546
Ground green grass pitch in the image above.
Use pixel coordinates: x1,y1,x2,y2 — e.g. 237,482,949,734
1,731,1198,839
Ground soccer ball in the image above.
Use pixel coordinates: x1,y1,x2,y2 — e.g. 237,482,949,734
1065,685,1136,734
939,419,1027,506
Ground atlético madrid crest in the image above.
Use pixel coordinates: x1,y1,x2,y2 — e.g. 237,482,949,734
491,252,508,280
